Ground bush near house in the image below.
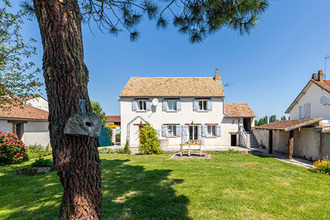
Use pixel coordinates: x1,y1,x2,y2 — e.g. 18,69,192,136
28,144,52,158
312,156,330,175
0,131,28,165
139,123,163,155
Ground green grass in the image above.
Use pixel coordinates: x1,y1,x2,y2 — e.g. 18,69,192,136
0,152,329,219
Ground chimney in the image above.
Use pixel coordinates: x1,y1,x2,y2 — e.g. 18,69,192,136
214,68,220,82
317,70,324,81
311,73,317,80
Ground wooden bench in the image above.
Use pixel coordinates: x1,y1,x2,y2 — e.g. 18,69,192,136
179,140,202,157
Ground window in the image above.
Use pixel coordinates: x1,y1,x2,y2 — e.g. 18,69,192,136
168,100,177,111
189,126,198,140
13,123,23,139
138,100,146,110
207,125,216,136
198,100,207,111
168,125,177,137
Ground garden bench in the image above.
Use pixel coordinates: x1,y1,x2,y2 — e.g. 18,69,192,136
179,140,202,157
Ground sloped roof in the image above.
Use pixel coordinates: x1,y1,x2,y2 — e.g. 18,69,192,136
0,103,48,121
119,77,224,98
255,118,322,131
224,103,255,117
285,79,330,113
312,79,330,93
106,116,121,123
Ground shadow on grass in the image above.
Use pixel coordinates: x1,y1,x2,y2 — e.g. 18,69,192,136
101,159,190,219
0,158,190,219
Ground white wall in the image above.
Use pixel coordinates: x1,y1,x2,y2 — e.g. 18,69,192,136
0,120,50,147
121,97,245,147
25,97,49,112
290,83,330,120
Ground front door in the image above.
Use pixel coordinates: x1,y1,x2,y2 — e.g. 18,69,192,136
189,126,198,140
231,134,237,146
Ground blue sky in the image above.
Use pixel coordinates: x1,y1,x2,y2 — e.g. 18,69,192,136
8,0,330,120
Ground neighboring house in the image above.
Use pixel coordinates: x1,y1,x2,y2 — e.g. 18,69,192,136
254,71,330,161
24,96,49,112
106,116,121,127
119,70,256,148
0,103,50,146
285,70,330,121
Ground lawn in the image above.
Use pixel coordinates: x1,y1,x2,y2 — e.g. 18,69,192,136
0,152,329,219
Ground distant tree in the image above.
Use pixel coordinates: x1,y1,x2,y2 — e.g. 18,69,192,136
255,119,259,126
269,115,277,123
0,0,41,108
258,116,269,126
281,116,287,120
91,101,107,128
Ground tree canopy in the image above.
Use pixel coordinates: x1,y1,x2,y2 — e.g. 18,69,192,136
22,0,268,43
0,0,41,108
91,100,108,127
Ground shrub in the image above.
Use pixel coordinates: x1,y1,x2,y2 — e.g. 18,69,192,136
98,148,115,154
0,131,28,165
311,156,330,175
139,123,163,155
31,157,53,169
28,144,52,158
123,140,131,155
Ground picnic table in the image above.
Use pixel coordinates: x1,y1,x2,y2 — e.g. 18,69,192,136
179,140,202,157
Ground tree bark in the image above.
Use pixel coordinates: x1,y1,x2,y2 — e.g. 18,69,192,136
33,1,102,219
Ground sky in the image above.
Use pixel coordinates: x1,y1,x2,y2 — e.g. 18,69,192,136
6,0,330,120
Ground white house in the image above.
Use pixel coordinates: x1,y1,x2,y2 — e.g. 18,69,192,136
254,71,330,161
0,102,50,147
285,70,330,122
119,70,256,148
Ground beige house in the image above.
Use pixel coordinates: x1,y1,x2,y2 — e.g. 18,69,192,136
254,71,330,161
119,70,256,148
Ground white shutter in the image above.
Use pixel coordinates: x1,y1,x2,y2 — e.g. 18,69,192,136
161,125,167,137
197,125,202,140
181,125,188,143
207,99,212,111
216,125,221,137
193,99,198,111
304,103,311,118
177,99,181,111
176,125,181,137
132,99,137,111
162,99,167,111
202,125,207,137
146,99,152,111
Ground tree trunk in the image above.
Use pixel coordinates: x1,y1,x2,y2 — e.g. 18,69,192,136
33,1,102,219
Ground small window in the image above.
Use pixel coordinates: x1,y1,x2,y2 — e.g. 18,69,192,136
138,100,146,110
168,100,177,111
168,125,177,137
13,123,23,139
207,125,216,136
198,100,207,111
299,106,304,119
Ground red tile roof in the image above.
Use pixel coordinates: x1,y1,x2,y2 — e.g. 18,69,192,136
255,118,322,131
106,116,121,123
0,103,48,121
224,103,255,117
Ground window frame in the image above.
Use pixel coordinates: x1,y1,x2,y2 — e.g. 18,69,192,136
168,125,177,137
198,99,208,111
167,100,178,111
207,125,216,137
137,99,147,111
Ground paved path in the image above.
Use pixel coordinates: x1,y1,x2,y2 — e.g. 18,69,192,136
99,145,314,169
